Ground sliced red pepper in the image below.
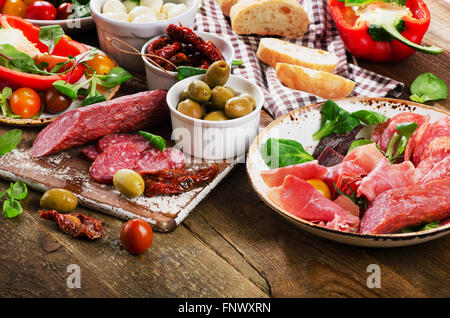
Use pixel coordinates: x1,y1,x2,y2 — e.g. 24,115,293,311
328,0,441,62
0,15,88,91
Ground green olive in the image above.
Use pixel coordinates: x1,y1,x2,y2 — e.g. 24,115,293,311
204,110,230,121
240,94,257,109
113,169,145,198
179,89,190,101
205,60,230,88
188,80,211,103
224,96,253,119
40,188,78,213
210,86,235,109
177,99,204,119
224,86,235,95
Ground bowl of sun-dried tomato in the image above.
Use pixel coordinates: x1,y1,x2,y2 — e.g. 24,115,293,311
141,25,234,91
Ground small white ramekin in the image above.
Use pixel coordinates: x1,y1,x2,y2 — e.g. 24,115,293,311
167,74,264,160
90,0,198,73
141,31,234,91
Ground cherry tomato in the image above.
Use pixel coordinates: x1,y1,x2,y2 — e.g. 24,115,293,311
85,54,115,76
57,2,72,20
10,87,41,118
0,0,6,9
25,1,57,20
43,87,72,114
120,219,153,255
2,0,27,18
306,179,331,199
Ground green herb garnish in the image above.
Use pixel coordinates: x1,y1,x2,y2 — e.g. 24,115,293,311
0,182,28,218
351,110,388,125
0,129,22,156
410,73,447,103
261,138,314,169
385,122,417,163
39,25,64,54
347,139,374,154
139,131,167,151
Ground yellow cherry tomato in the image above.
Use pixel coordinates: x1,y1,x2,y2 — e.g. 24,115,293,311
2,0,27,18
85,54,115,76
306,179,331,200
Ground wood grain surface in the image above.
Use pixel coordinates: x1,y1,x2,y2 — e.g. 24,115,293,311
0,0,449,298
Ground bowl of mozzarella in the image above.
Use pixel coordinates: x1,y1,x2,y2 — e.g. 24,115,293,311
90,0,198,73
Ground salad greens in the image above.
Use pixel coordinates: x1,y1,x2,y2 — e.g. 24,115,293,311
0,129,22,156
139,131,167,151
385,122,417,163
402,221,440,233
410,73,448,103
261,138,314,169
333,181,368,210
347,139,374,154
351,110,388,125
0,182,28,219
39,25,65,54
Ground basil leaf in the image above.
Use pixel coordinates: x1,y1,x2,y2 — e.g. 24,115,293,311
0,129,22,156
409,73,447,103
39,25,65,54
11,182,28,200
82,94,106,106
52,80,79,99
139,131,167,151
261,138,314,169
3,198,22,218
177,66,207,80
351,110,388,125
347,140,374,154
98,67,132,88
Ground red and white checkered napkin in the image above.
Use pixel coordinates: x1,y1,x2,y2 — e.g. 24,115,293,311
194,0,404,118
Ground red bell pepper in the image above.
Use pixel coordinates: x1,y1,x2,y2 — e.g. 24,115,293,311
0,15,88,91
328,0,442,62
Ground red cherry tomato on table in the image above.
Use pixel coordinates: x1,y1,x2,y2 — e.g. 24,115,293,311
120,219,153,255
10,87,41,118
25,1,57,20
57,2,73,20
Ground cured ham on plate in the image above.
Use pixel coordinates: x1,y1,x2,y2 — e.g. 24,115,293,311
247,97,450,247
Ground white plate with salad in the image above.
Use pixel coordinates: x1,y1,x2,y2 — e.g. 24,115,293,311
247,97,450,247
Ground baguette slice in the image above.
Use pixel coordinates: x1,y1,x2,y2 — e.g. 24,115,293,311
257,38,339,73
216,0,239,16
230,0,309,39
276,63,355,99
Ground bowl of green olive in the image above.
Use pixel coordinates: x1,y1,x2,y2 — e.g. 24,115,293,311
167,61,264,160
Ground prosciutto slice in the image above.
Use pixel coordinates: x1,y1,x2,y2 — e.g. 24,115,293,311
268,175,359,232
415,155,450,183
357,160,416,201
359,178,450,234
260,160,328,188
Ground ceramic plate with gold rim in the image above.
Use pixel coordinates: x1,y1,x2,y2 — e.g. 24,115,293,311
0,48,120,126
246,97,450,247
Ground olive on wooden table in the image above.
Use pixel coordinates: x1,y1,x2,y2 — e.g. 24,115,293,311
224,96,253,119
210,86,234,109
113,169,145,199
205,60,230,88
177,99,204,119
240,94,257,109
204,110,229,121
40,188,78,213
188,80,211,103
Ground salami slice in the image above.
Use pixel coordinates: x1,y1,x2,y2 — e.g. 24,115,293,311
89,143,141,184
97,133,151,153
135,148,185,174
82,145,102,161
30,90,169,157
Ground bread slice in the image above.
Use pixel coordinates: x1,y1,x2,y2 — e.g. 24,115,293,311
216,0,239,16
230,0,309,39
257,38,339,73
276,63,355,99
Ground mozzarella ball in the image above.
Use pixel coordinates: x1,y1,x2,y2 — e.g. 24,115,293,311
128,5,154,21
122,0,138,13
103,11,129,21
102,0,126,13
141,0,163,14
132,13,158,23
167,3,187,19
161,2,176,16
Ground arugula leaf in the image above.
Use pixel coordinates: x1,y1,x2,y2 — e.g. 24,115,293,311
347,140,374,154
351,110,388,125
39,25,65,54
139,131,167,151
313,100,361,140
0,44,48,75
0,129,23,156
410,73,447,103
261,138,314,169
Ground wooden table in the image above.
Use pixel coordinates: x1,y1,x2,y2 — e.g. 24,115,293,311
1,1,449,298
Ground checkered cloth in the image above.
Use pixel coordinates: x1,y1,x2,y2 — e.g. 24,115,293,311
194,0,404,118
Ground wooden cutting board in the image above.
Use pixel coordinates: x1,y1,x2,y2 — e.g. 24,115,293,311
0,124,239,232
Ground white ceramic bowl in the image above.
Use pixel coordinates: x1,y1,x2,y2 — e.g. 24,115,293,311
142,32,234,90
27,17,95,34
167,74,264,160
90,0,198,73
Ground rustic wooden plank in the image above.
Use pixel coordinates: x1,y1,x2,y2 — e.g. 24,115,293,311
0,181,118,297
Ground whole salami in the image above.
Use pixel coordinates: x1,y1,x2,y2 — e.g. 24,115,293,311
30,90,169,157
